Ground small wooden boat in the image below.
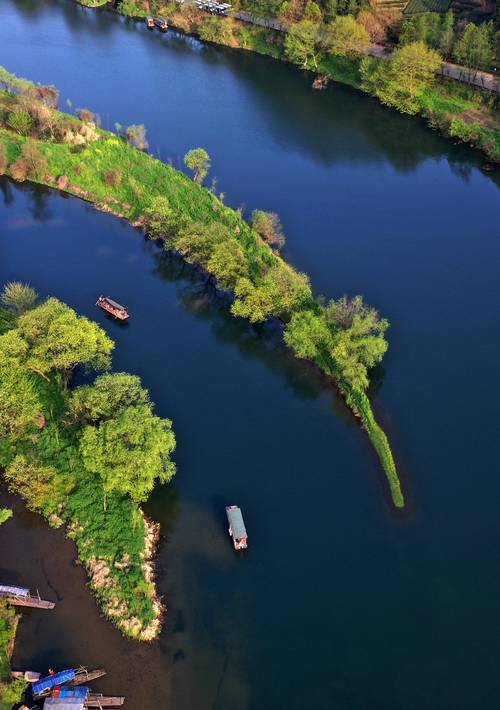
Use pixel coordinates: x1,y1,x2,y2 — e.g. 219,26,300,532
146,16,155,28
86,694,125,707
225,505,248,550
96,296,129,320
154,17,168,30
0,585,55,610
69,668,106,686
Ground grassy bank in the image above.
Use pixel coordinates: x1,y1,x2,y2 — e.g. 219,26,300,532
0,601,26,710
0,74,403,507
0,298,175,640
95,1,499,162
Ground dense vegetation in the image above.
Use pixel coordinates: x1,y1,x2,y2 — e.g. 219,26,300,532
0,602,26,710
0,67,403,506
0,283,176,640
105,0,500,161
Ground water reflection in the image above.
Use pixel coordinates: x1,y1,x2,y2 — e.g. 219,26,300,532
151,245,366,423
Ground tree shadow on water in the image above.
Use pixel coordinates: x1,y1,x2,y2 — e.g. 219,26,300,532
151,244,371,429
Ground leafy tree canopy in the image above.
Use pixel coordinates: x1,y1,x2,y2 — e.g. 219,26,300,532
326,16,370,57
16,297,114,379
80,404,176,503
69,373,150,425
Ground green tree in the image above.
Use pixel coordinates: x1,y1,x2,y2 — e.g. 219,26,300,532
284,296,388,391
251,210,285,249
69,373,150,425
453,22,494,72
0,281,38,314
207,240,248,290
439,10,455,57
16,298,114,381
143,195,179,240
10,140,48,181
0,362,41,439
304,0,323,22
232,266,312,322
183,148,211,184
4,455,57,514
326,16,371,57
284,20,322,67
80,404,176,504
171,221,231,266
361,41,442,114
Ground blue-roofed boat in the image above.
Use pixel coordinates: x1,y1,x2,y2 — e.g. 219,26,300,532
226,505,248,550
33,669,76,698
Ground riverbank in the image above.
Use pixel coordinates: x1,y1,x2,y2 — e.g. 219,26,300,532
0,601,26,709
0,72,404,507
0,297,176,641
97,1,499,163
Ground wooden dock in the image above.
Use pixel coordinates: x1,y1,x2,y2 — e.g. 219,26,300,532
0,592,55,609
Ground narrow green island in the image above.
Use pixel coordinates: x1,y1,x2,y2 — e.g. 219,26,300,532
0,66,403,508
79,0,499,162
0,281,176,641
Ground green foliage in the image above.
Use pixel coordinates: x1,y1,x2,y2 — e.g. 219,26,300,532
184,147,211,184
251,210,285,249
0,509,12,526
80,403,176,503
0,281,38,314
0,362,41,439
143,195,180,239
6,109,32,136
69,372,150,424
453,22,494,71
361,42,442,114
284,20,322,67
0,291,174,637
15,297,114,379
325,16,371,57
0,678,28,709
284,295,388,391
449,116,482,143
199,16,234,44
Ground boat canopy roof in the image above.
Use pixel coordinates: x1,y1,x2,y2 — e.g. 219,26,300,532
103,297,127,311
44,699,85,710
57,687,89,699
33,669,76,695
226,506,247,539
0,585,29,597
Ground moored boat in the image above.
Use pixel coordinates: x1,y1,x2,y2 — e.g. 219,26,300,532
0,584,55,610
146,16,155,28
96,296,129,320
226,505,248,550
154,17,168,30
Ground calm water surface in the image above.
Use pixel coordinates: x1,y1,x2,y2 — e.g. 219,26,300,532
1,2,500,708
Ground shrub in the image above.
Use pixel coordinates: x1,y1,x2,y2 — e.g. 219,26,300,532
7,108,33,136
449,117,481,143
10,141,48,181
104,168,122,186
198,16,234,44
125,124,148,151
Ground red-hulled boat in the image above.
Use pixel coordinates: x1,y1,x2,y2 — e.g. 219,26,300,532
96,296,129,321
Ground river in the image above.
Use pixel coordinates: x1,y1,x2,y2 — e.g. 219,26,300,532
1,1,500,708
